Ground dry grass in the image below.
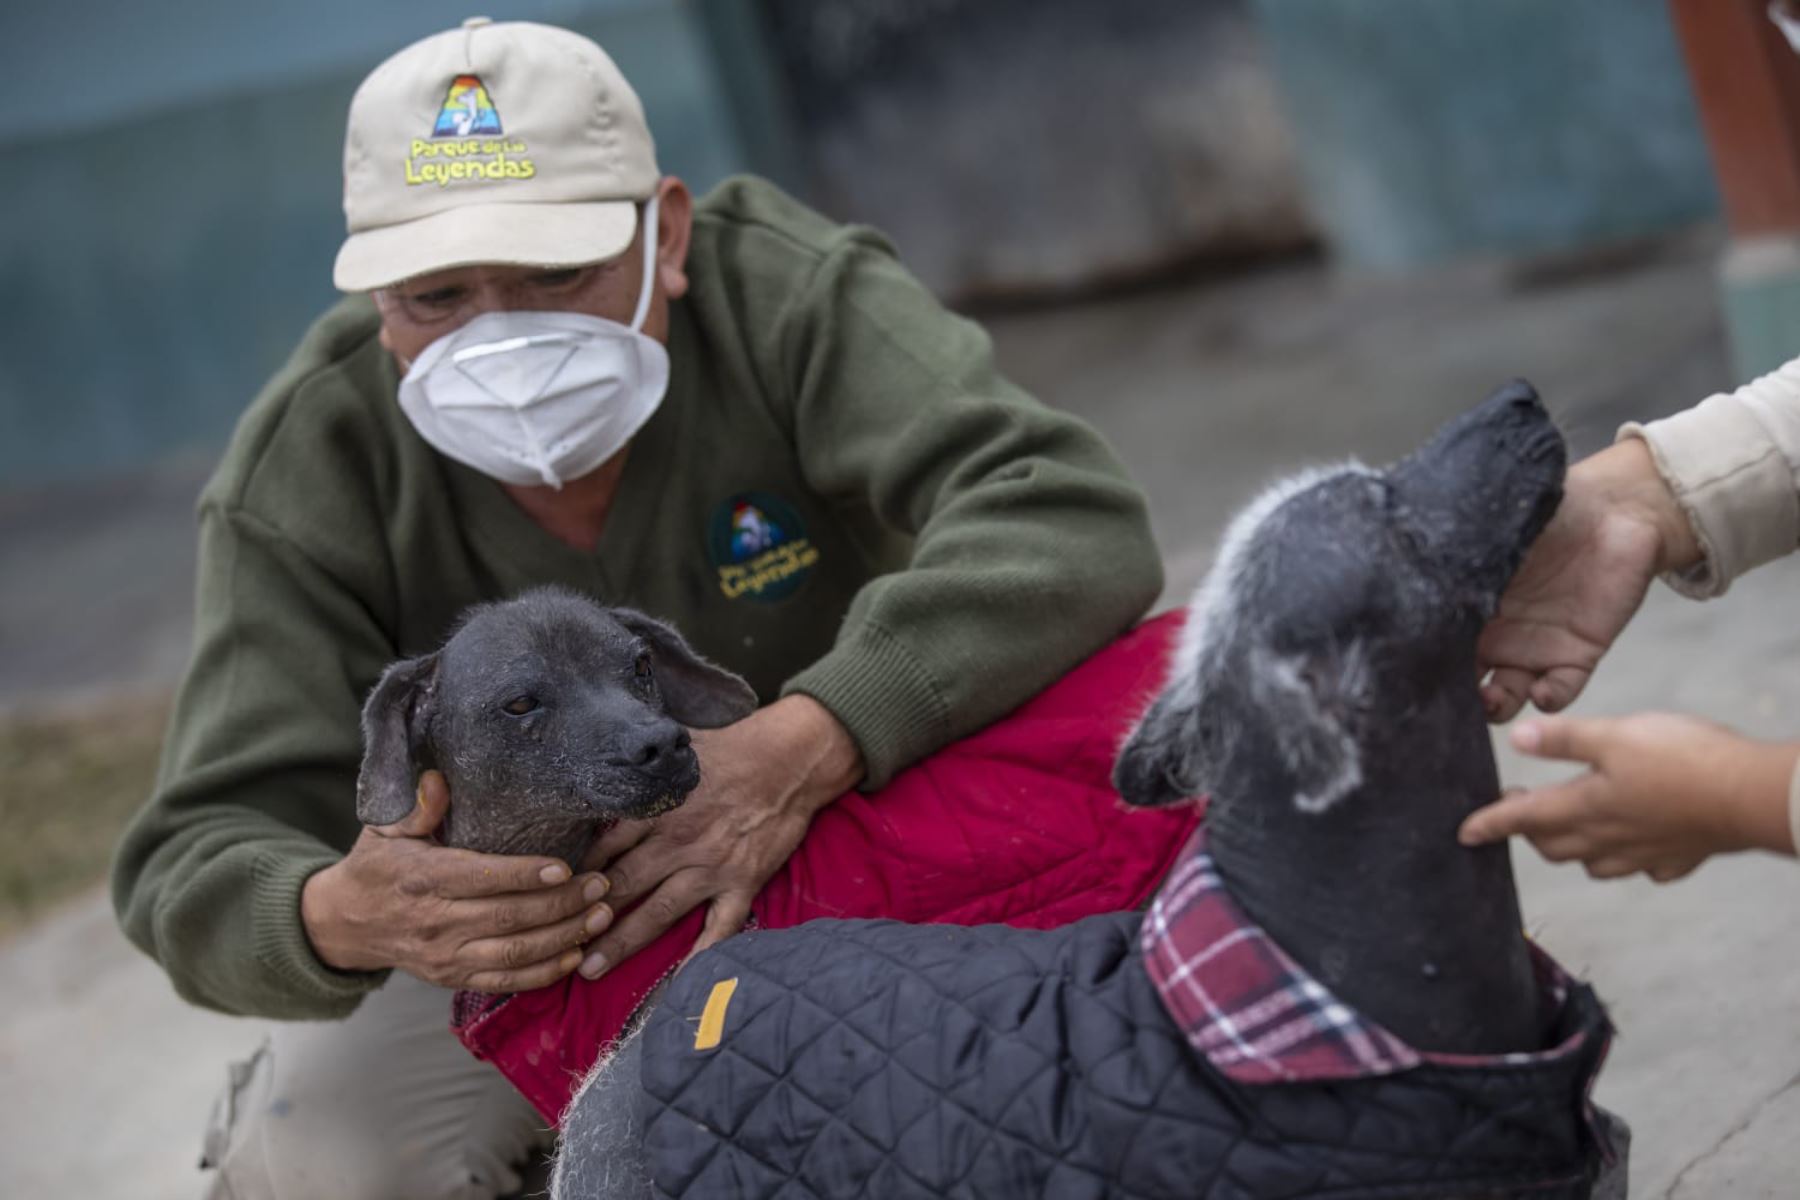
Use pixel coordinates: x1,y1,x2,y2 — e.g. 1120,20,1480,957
0,690,173,937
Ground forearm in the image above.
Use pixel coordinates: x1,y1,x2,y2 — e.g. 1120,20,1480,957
786,483,1161,787
1711,738,1800,858
1759,741,1800,858
112,808,377,1018
112,503,398,1017
1620,356,1800,596
770,694,864,806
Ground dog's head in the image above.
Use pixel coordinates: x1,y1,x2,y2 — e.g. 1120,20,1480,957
356,587,757,835
1115,380,1566,813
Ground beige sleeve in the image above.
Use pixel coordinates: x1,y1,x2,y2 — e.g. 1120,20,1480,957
1618,356,1800,598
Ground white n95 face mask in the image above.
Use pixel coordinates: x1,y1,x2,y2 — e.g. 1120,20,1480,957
395,195,670,490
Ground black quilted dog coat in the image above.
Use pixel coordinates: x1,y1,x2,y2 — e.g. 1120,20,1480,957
638,911,1613,1199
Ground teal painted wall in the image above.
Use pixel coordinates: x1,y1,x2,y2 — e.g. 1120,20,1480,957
1249,0,1719,270
1,1,752,485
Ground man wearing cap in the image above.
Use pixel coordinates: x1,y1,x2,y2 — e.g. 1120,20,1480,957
112,17,1162,1198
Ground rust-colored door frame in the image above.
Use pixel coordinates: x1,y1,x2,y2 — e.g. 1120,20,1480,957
1671,0,1800,236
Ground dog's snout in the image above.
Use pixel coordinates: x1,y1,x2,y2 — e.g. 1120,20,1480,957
610,721,692,772
1490,379,1546,422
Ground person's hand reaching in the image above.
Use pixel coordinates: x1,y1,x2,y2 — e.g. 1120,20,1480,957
1478,438,1700,722
1460,714,1799,880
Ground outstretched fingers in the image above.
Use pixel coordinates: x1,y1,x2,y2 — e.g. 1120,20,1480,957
1510,715,1611,764
1459,776,1597,849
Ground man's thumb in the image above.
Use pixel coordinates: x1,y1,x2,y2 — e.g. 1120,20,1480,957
375,769,450,838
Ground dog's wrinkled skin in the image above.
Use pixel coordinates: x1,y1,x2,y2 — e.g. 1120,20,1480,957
356,587,758,866
1116,380,1567,1055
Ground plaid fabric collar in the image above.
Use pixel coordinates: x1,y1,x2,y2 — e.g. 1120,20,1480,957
1141,825,1582,1085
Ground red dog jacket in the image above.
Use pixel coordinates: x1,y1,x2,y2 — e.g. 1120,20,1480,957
452,612,1200,1123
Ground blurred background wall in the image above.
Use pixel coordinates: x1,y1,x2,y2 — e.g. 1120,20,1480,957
1,0,1718,487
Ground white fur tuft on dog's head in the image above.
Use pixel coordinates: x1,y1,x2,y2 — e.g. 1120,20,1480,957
1115,461,1380,815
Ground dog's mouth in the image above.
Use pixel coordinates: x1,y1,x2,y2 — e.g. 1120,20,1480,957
613,789,693,820
583,753,702,820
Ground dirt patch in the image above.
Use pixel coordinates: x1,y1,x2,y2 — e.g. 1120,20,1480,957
0,690,173,937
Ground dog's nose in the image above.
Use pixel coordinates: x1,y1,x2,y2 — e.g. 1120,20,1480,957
609,720,692,773
1494,378,1544,416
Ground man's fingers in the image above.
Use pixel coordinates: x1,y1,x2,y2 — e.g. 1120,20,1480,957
461,947,586,995
601,833,704,910
586,818,654,874
373,769,452,839
686,893,754,964
1511,716,1609,765
447,874,610,935
579,875,706,980
424,850,589,899
461,902,607,974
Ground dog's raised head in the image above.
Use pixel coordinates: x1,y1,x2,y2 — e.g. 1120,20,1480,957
1115,380,1566,816
356,587,757,850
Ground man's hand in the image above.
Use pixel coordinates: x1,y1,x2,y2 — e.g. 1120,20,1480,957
1459,714,1799,881
1477,438,1700,722
300,770,612,992
575,694,863,979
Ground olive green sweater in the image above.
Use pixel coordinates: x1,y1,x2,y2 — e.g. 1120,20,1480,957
111,177,1162,1019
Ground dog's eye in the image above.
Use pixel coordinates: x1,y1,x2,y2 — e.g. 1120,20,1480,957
502,695,538,717
634,654,654,684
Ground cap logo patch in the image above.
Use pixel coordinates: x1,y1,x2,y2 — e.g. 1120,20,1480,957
433,75,503,137
405,75,537,188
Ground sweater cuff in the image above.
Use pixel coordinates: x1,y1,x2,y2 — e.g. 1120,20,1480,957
1619,397,1799,599
250,849,389,1018
781,621,949,790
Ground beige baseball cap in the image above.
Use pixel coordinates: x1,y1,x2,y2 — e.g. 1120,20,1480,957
333,17,660,292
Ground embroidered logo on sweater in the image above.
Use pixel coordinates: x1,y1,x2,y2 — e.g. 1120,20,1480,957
708,492,818,602
405,75,537,187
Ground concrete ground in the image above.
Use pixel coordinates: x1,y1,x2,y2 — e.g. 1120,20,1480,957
3,228,1796,1197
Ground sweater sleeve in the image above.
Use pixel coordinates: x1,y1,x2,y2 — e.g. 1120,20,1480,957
775,234,1163,786
110,502,396,1019
1619,356,1800,598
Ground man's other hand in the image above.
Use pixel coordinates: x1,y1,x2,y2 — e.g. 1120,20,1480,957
300,770,612,992
575,694,864,979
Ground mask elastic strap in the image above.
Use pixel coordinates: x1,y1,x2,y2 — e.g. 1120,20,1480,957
629,193,661,333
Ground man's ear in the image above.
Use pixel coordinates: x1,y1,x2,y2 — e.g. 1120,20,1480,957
356,651,441,826
652,176,694,302
1245,639,1367,814
612,608,757,729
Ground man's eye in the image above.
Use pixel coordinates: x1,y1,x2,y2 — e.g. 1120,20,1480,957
408,286,466,309
502,695,539,716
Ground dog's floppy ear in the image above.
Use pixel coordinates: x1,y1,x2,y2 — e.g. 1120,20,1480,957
1114,678,1215,808
356,651,441,827
612,609,758,729
1243,638,1368,815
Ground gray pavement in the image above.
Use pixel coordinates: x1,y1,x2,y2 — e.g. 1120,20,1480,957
4,229,1797,1197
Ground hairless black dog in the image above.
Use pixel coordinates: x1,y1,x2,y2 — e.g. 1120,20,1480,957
356,590,755,864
